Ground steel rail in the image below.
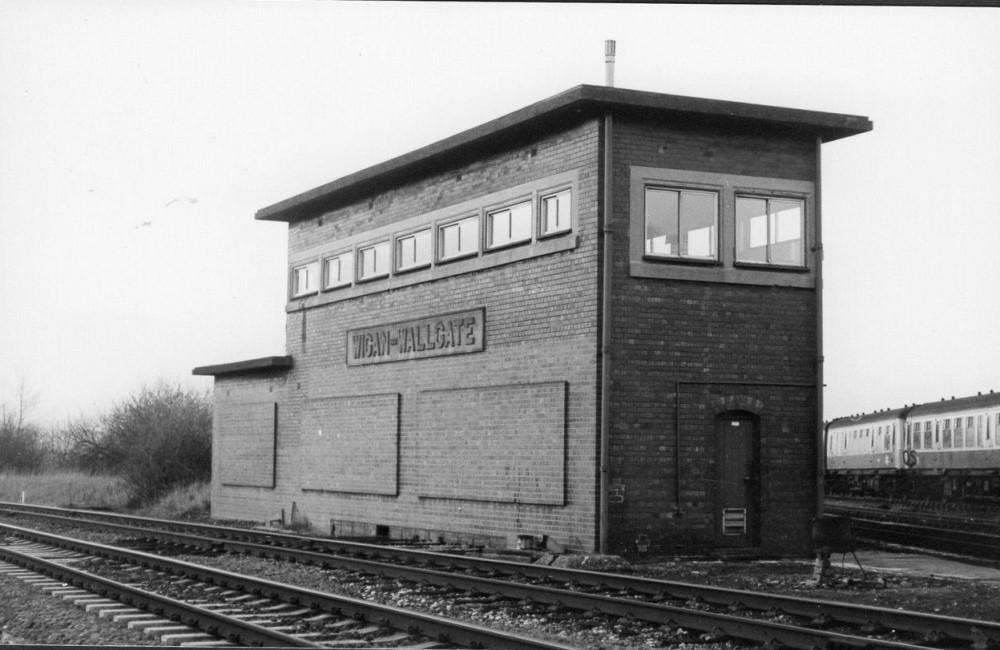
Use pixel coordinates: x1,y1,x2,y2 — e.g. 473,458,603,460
0,542,320,647
2,512,996,648
0,523,577,650
4,503,1000,646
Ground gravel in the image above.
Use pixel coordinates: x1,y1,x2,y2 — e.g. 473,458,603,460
3,513,999,647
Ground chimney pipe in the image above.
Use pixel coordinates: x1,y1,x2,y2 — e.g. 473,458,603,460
605,40,616,87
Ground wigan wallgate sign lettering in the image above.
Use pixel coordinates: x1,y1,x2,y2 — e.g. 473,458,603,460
347,308,485,366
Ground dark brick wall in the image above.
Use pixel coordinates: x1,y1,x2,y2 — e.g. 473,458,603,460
605,117,820,556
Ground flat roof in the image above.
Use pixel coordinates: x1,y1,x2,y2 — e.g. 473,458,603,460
192,355,293,377
257,84,872,224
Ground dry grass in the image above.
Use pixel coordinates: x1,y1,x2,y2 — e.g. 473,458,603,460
0,471,130,509
132,480,211,520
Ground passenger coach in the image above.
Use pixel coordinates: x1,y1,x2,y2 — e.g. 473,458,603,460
195,84,871,556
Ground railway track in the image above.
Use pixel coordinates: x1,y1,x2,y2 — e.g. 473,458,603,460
2,503,1000,648
0,522,575,649
825,500,1000,562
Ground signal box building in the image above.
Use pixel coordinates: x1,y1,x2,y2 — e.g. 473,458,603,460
195,85,870,556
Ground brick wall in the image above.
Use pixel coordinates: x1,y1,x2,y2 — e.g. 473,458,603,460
213,117,603,552
606,117,820,556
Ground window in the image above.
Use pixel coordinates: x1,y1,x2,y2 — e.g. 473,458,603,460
540,189,571,236
396,229,431,271
438,216,479,261
358,241,390,280
292,261,318,296
486,201,532,249
942,419,952,448
324,252,353,289
736,196,805,267
913,422,922,450
644,187,718,260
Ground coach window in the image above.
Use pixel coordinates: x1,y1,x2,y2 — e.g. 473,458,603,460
358,241,390,281
292,261,318,297
486,201,532,249
942,419,952,449
438,216,479,261
644,187,718,261
324,252,353,289
735,196,805,267
540,189,571,237
396,229,432,272
925,421,935,449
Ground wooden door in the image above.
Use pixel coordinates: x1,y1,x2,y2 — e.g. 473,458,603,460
715,413,759,547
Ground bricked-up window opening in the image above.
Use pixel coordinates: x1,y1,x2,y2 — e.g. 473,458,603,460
358,241,390,281
735,196,805,267
540,189,571,236
486,200,532,249
643,187,718,260
438,215,479,261
292,261,318,296
324,252,353,289
396,229,432,271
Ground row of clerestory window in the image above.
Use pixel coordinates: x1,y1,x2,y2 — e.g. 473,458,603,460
292,188,571,297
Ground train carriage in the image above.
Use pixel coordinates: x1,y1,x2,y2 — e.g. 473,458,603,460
825,391,1000,501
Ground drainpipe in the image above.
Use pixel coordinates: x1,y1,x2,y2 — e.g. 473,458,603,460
598,39,616,555
599,111,613,555
815,135,825,518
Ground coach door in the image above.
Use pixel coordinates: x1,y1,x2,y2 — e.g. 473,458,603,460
715,412,760,548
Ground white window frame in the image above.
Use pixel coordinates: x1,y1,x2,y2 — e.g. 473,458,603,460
291,261,319,297
324,251,353,289
486,200,532,250
438,215,480,262
357,240,390,281
395,228,432,272
539,188,572,237
643,186,719,262
735,194,806,268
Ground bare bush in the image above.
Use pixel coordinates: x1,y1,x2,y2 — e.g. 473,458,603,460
98,383,212,505
0,382,46,472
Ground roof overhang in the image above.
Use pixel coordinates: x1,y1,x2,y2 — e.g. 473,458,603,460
256,84,872,225
192,355,293,377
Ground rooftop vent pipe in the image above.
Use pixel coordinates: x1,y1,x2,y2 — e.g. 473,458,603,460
605,40,616,87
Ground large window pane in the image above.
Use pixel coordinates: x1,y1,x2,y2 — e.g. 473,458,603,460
737,196,805,266
645,188,717,260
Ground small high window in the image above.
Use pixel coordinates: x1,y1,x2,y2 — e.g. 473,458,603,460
486,201,532,249
439,216,479,261
396,229,432,271
644,187,718,261
292,261,319,297
736,196,805,267
358,241,390,281
324,252,353,289
540,189,571,236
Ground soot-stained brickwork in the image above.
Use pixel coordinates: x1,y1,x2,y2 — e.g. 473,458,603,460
195,85,870,555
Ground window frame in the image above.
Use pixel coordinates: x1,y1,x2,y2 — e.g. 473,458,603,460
394,228,433,273
539,187,572,238
291,260,319,297
734,193,807,269
642,185,720,263
485,199,533,251
356,240,391,282
323,250,354,290
437,214,480,263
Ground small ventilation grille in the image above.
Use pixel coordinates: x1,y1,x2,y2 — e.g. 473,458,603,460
722,508,747,535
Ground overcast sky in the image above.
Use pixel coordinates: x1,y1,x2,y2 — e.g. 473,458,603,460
1,2,997,426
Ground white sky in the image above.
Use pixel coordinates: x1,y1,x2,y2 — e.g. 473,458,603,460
1,2,998,426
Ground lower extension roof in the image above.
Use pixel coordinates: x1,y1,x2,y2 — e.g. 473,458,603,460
256,84,872,224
